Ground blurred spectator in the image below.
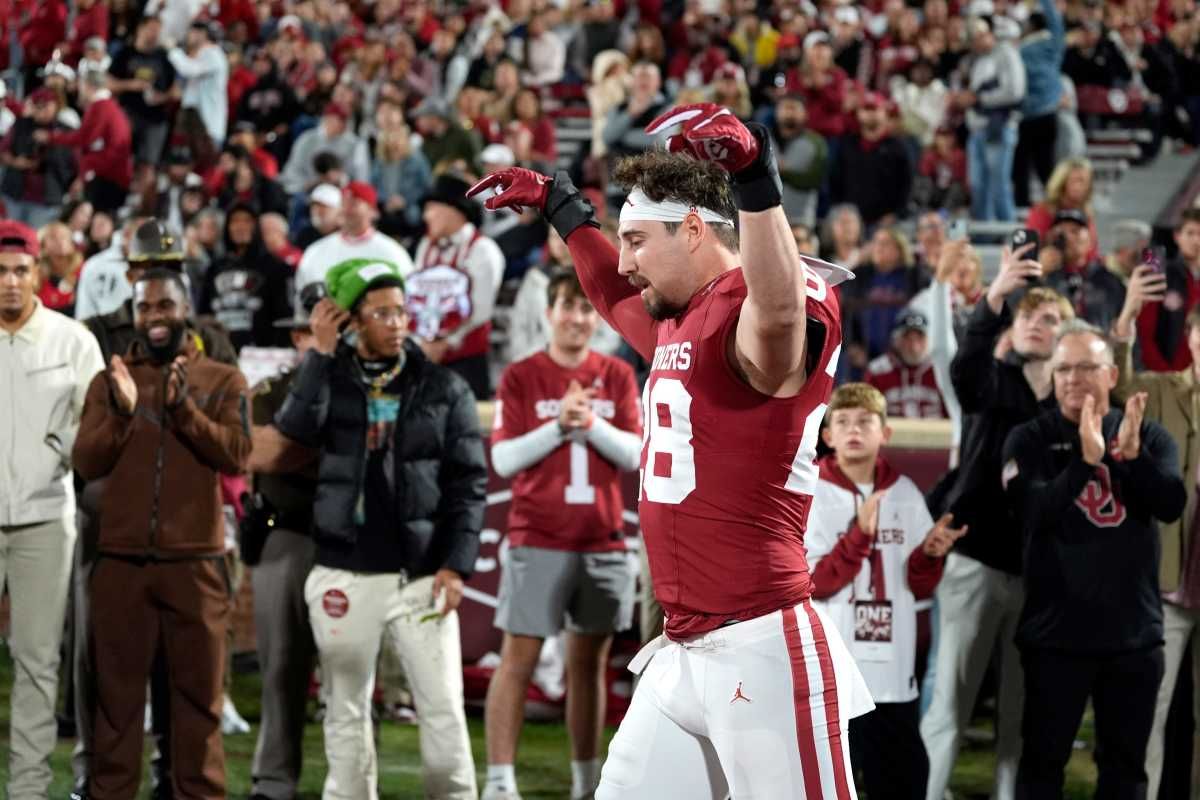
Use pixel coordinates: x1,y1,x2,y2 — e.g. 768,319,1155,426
1003,321,1183,799
831,5,869,84
1135,209,1200,372
259,212,302,271
243,282,321,800
74,267,250,800
273,261,483,800
890,58,949,147
729,14,781,70
587,50,630,160
151,146,199,233
708,62,752,120
198,202,292,351
1106,219,1153,283
1055,76,1089,162
44,70,132,217
922,256,1074,800
409,173,505,397
109,16,177,196
73,216,141,321
831,92,914,227
792,222,819,256
866,309,950,419
572,0,623,78
915,126,971,214
821,203,866,270
508,89,557,167
1015,0,1066,208
37,221,84,315
18,0,67,85
168,21,230,163
770,94,827,227
234,48,301,162
64,0,109,66
0,219,103,800
1,88,77,229
1039,208,1126,332
602,62,669,162
1062,20,1133,90
372,106,433,238
958,15,1027,221
281,103,369,196
412,96,481,175
1026,157,1098,260
215,146,288,218
843,227,929,373
294,182,414,303
792,30,855,141
292,183,343,251
519,11,566,88
913,211,948,273
1150,18,1200,149
467,29,512,92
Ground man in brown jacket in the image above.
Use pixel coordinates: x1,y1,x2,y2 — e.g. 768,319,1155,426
73,268,251,800
1114,265,1200,800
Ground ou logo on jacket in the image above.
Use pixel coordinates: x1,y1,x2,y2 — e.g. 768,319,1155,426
1075,463,1127,528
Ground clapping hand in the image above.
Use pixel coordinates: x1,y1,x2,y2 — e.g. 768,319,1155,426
921,513,968,558
1117,391,1148,461
109,355,137,414
1079,395,1106,466
856,491,886,538
558,379,595,433
165,355,188,408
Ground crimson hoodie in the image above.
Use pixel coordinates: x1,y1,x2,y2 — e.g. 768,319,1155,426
50,95,133,189
810,453,944,600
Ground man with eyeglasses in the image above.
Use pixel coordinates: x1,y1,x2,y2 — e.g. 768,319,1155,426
274,258,486,799
1001,319,1185,798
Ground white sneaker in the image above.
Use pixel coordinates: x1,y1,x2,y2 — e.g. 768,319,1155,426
221,694,251,735
480,786,522,800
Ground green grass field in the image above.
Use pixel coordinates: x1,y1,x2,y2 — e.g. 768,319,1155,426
0,645,1099,799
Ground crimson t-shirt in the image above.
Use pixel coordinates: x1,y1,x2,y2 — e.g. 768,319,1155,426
492,350,642,552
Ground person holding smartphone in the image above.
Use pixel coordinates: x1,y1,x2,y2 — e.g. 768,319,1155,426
1133,208,1200,372
1036,209,1127,333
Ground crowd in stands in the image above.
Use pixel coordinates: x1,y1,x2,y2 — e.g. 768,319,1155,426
3,0,1200,795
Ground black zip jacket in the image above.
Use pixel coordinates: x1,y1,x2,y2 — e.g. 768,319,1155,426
1002,407,1185,653
943,298,1056,574
274,339,486,578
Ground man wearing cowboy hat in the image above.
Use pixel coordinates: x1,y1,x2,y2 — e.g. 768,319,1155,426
408,172,505,398
244,281,324,800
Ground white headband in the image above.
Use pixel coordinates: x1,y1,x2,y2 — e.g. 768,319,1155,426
619,186,734,227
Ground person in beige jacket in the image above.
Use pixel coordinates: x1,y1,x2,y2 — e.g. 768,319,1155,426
1113,264,1200,800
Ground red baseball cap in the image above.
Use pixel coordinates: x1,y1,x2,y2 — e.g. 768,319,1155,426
713,62,744,82
322,102,350,122
28,87,57,106
859,91,888,110
0,220,39,258
778,32,801,49
343,181,378,207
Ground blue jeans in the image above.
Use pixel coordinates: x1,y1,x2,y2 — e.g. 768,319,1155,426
2,197,62,229
968,124,1018,221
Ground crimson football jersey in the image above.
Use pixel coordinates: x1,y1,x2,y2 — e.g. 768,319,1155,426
568,225,844,640
492,350,642,552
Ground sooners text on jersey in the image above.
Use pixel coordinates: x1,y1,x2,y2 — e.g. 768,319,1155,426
639,267,843,640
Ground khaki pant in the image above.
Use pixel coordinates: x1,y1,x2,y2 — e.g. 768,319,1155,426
920,552,1024,800
1146,601,1200,800
89,557,231,800
305,566,476,800
0,515,76,800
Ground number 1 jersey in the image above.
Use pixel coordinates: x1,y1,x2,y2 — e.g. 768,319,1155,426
493,350,642,552
640,268,843,640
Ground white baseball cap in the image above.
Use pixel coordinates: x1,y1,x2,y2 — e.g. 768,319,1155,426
481,143,516,167
309,183,343,210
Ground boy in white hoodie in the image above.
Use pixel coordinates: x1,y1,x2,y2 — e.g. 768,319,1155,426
807,383,966,799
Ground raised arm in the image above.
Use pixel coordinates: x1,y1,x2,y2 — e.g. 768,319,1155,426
467,168,657,359
642,104,809,394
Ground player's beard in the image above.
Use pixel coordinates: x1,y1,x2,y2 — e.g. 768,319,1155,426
641,286,686,321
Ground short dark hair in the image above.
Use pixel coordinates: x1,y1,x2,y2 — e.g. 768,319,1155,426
546,268,587,307
1177,208,1200,233
313,151,343,175
352,277,406,315
135,267,189,298
613,151,740,252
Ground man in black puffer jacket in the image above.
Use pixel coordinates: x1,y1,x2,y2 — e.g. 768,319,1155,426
274,258,485,800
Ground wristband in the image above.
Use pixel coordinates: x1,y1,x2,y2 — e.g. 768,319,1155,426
731,123,784,213
544,170,601,241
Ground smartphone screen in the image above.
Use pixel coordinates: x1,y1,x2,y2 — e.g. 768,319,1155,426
948,218,969,241
1142,245,1166,272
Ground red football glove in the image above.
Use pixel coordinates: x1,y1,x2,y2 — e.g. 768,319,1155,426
644,103,761,173
466,168,553,212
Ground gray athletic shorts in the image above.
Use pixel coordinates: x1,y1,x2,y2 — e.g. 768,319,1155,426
495,545,636,637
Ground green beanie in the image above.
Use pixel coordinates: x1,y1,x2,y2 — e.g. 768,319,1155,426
324,258,406,311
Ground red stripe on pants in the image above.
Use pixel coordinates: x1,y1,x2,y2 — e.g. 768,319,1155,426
783,603,852,800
